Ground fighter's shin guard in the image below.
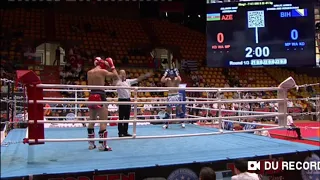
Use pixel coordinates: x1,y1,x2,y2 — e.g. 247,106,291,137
164,112,170,125
178,111,186,128
87,128,96,150
98,129,112,151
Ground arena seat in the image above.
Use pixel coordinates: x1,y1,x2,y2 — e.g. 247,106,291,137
265,68,320,109
148,19,205,61
266,68,320,97
1,8,45,39
55,14,150,64
1,9,45,63
196,68,226,87
228,68,277,87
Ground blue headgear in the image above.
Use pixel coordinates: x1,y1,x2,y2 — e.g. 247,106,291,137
168,69,175,77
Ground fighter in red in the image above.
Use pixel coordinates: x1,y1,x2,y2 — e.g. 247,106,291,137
86,57,118,151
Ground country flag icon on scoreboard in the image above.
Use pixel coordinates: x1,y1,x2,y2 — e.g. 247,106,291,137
291,9,308,17
207,13,220,21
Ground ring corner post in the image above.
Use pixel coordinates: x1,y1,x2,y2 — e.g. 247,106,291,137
277,88,287,127
133,87,138,138
277,77,296,127
217,89,223,132
178,84,186,122
316,95,320,121
16,70,44,146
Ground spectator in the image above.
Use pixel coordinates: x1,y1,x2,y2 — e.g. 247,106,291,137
143,102,152,112
287,115,302,139
254,127,271,137
54,46,61,66
108,103,118,113
232,159,259,180
76,112,86,127
287,100,293,107
199,167,216,180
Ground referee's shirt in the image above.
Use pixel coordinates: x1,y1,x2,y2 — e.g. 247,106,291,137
116,79,138,99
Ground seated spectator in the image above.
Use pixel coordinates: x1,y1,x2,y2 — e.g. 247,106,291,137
44,103,51,116
109,112,118,126
254,127,271,137
287,115,302,139
137,111,145,120
149,110,158,120
223,121,233,131
287,100,293,107
232,159,259,180
275,116,279,124
143,102,152,112
51,112,60,121
108,103,118,113
199,167,216,180
55,104,64,117
76,112,86,127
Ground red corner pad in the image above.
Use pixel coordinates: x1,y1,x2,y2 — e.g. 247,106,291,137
23,138,29,144
16,70,42,85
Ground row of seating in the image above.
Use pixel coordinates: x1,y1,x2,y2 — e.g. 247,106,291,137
1,9,45,39
1,8,319,65
55,14,151,64
266,68,320,98
148,19,205,60
191,67,319,108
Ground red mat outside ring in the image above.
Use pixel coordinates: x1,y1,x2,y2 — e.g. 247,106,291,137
269,122,320,141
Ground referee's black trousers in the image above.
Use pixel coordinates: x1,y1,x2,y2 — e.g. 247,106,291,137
118,98,131,136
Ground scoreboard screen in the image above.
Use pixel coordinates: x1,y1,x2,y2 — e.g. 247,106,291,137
206,1,316,67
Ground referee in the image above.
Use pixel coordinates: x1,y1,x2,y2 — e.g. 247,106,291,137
115,70,151,137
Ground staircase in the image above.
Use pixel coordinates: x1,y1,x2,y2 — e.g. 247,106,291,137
40,66,61,97
140,19,160,46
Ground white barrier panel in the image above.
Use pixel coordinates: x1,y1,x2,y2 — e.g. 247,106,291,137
44,122,150,128
1,131,5,144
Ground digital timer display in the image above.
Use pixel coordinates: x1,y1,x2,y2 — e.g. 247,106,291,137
206,0,316,67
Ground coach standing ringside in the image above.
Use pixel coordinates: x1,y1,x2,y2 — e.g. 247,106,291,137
115,70,152,137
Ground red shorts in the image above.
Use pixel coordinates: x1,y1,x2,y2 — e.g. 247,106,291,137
88,90,106,109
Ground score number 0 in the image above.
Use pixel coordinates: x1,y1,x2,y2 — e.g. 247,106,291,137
217,32,224,43
246,29,299,58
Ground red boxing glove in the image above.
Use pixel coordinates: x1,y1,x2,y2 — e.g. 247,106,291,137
105,57,115,70
94,57,110,70
94,57,102,67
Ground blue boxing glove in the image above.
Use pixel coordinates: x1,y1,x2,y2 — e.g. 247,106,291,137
174,68,179,76
164,69,170,77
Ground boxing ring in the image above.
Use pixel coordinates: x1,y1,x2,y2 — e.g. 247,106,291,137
1,71,320,180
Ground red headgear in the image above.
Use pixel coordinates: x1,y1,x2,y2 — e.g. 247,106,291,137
94,57,109,69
